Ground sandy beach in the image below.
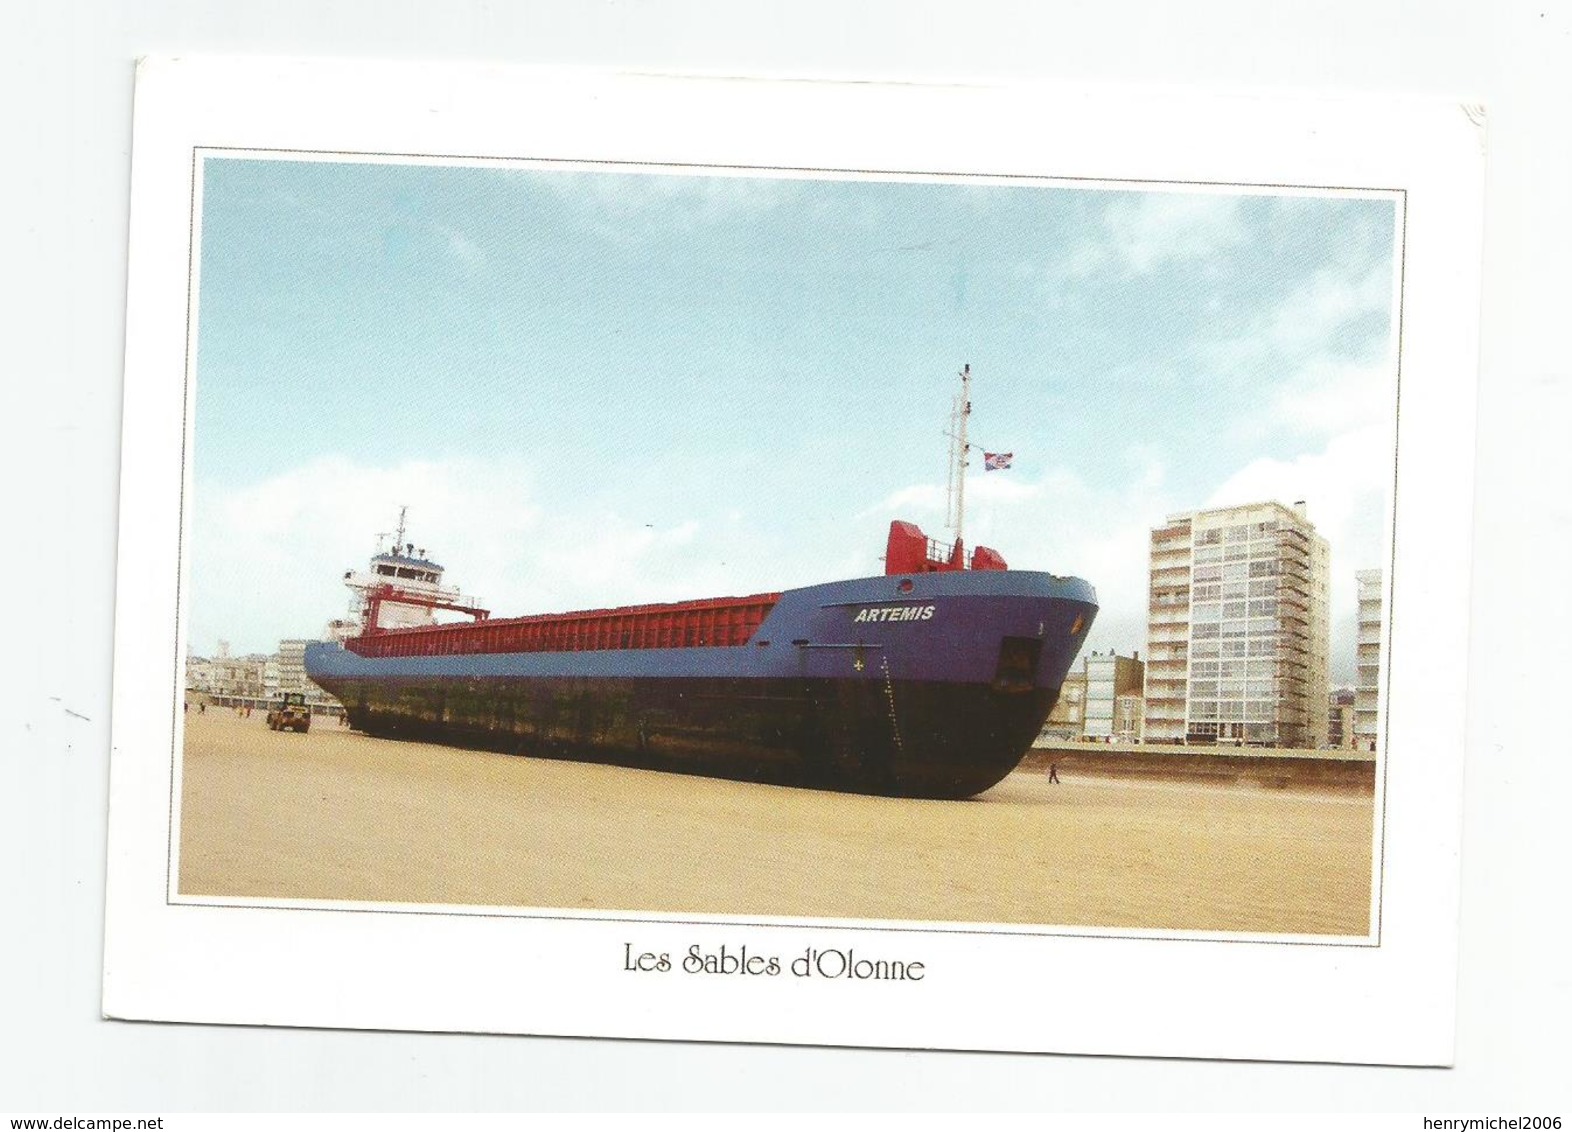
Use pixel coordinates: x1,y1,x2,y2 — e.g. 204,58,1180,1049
177,710,1376,935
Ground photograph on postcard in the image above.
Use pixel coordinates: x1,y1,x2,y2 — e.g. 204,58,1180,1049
174,152,1396,938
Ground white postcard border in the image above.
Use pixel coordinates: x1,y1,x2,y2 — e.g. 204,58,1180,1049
105,58,1483,1064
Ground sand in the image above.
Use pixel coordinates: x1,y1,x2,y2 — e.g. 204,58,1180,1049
177,710,1376,935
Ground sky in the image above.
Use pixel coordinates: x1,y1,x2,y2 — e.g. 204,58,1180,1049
188,156,1398,683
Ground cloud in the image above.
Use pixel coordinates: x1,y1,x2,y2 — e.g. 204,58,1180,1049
1270,266,1390,356
1263,357,1395,438
186,455,755,656
1206,422,1392,682
432,222,483,270
1207,426,1389,549
870,482,946,516
1063,191,1248,278
531,168,803,241
1257,261,1394,360
1199,252,1398,442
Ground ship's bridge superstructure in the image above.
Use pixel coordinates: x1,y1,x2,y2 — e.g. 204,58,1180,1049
329,509,488,638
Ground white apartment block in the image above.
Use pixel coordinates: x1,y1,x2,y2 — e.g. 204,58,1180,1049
1354,569,1383,751
276,639,311,694
1083,652,1145,742
1144,501,1332,748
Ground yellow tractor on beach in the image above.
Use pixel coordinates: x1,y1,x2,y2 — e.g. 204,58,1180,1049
266,691,312,733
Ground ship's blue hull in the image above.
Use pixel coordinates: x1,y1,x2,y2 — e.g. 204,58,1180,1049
305,569,1097,798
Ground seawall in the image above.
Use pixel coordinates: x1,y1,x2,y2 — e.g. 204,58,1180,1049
1023,741,1376,792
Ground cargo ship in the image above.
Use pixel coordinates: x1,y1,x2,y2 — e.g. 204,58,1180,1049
304,369,1098,798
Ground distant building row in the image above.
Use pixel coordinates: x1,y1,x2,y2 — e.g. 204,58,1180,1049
185,639,342,714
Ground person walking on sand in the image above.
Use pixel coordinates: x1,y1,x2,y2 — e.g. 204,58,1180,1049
1048,762,1060,785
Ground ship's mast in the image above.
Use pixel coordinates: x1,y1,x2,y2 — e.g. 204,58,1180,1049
393,505,408,557
945,364,972,548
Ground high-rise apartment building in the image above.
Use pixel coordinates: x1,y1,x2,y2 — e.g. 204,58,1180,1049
1354,569,1383,751
1144,501,1331,748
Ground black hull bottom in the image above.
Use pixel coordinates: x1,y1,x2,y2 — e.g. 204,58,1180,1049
317,675,1058,799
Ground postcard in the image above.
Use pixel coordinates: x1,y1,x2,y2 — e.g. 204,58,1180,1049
104,57,1484,1063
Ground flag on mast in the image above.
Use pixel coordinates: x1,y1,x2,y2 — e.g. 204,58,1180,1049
983,452,1014,471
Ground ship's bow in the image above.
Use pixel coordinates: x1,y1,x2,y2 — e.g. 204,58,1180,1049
768,569,1097,798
